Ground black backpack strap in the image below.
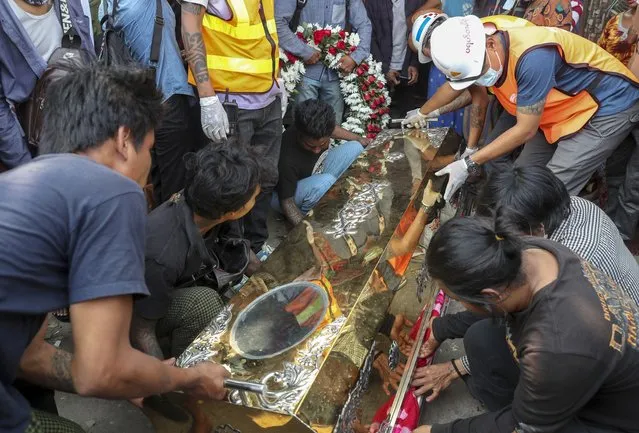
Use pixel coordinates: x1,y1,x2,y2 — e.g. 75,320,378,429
345,0,351,32
150,0,164,69
58,0,80,48
289,0,307,31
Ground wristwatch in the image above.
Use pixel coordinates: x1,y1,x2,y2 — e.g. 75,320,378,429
464,155,481,177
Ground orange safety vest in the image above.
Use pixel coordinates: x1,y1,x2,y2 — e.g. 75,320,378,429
189,0,279,94
492,26,639,144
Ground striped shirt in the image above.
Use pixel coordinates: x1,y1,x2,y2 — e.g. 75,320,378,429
551,196,639,304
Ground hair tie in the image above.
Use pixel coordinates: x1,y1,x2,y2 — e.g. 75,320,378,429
495,234,504,241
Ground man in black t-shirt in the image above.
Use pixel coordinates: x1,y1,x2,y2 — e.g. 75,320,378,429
132,144,262,360
0,66,229,433
273,99,370,225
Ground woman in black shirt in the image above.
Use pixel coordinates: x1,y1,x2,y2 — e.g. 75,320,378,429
414,212,639,433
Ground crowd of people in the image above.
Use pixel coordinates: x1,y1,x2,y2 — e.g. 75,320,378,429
1,0,639,432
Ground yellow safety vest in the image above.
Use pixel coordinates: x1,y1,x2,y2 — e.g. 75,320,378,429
481,15,533,29
493,26,639,143
189,0,279,94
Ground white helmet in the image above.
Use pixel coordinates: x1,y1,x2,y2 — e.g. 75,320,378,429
411,11,448,64
430,15,487,90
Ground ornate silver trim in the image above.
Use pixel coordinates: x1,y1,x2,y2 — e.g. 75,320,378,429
325,182,390,239
295,317,346,370
176,305,233,368
258,362,313,413
256,316,347,413
388,340,399,371
385,152,405,162
425,128,449,148
334,341,377,433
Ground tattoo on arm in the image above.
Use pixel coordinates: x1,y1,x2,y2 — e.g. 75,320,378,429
183,31,210,84
517,100,545,115
181,4,210,86
281,197,305,226
17,318,75,393
49,349,75,393
439,91,472,115
470,103,487,129
181,2,204,15
130,315,164,360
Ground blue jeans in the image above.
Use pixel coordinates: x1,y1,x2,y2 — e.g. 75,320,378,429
272,140,363,213
295,77,345,123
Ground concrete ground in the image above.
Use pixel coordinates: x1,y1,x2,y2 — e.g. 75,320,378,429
49,215,483,432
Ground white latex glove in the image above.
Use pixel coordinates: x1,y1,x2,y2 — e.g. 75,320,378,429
200,95,229,143
435,158,469,202
458,146,478,160
278,79,288,118
402,108,440,128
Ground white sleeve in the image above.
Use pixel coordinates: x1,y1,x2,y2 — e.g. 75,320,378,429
182,0,209,5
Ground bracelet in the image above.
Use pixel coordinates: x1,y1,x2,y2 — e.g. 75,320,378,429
450,359,463,378
420,201,434,213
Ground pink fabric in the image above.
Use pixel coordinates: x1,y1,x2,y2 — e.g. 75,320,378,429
371,290,447,432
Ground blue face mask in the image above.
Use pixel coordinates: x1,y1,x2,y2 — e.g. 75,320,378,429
476,50,503,87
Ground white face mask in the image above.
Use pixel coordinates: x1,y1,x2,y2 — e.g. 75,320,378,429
476,49,503,87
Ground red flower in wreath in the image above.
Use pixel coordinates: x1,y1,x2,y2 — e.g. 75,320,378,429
285,51,298,64
313,30,328,45
339,30,346,38
328,46,338,55
336,40,346,50
350,46,357,53
296,32,305,40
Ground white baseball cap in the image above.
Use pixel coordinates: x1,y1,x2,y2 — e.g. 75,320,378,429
430,15,487,90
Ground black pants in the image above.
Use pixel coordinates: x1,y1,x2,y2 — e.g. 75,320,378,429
461,319,627,433
13,380,58,415
463,319,519,411
237,98,283,252
151,94,198,206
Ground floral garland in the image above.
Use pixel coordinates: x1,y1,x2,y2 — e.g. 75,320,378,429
280,24,391,139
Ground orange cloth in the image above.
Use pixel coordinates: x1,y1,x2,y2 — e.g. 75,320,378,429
493,27,639,144
387,206,418,276
311,276,342,329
